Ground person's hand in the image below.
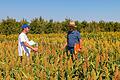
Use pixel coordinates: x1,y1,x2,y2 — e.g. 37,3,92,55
61,46,65,50
61,43,67,50
78,48,82,52
32,47,38,52
61,45,67,51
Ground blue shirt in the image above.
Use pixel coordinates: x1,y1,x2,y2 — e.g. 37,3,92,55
67,30,81,47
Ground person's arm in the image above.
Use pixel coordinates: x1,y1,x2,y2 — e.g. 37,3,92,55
61,33,68,50
20,33,38,52
78,31,82,51
24,42,38,52
79,39,82,49
62,42,67,50
76,39,82,52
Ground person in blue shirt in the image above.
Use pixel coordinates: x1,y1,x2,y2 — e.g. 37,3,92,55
64,21,82,61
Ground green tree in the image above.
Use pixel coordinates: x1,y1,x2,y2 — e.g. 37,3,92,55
30,17,47,34
0,17,19,35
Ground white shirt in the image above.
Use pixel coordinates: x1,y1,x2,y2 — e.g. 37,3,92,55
18,32,30,56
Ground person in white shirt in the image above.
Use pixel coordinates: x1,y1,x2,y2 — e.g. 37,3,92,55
18,24,38,62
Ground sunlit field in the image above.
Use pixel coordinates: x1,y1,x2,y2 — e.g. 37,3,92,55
0,32,120,80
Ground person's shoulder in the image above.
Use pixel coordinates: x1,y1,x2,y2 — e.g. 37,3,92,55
68,31,71,33
67,31,71,34
75,30,80,33
74,30,80,36
19,32,26,37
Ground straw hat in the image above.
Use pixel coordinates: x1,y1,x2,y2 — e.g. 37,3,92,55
69,21,77,27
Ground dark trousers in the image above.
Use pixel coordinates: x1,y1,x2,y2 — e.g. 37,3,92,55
66,46,74,61
66,46,80,61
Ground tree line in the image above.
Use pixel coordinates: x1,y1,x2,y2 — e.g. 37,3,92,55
0,16,120,35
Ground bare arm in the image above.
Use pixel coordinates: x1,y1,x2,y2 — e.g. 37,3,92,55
79,39,82,49
24,42,38,52
77,39,82,52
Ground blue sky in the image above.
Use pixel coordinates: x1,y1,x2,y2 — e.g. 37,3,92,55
0,0,120,22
